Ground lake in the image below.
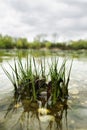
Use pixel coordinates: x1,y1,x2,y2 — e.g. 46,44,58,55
0,49,87,130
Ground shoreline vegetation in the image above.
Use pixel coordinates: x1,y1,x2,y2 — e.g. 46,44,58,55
0,34,87,50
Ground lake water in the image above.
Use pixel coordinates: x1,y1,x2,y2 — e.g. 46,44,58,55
0,49,87,130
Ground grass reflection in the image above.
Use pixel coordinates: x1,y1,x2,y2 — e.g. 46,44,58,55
5,94,68,130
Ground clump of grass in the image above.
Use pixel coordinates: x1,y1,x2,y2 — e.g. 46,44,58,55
49,58,72,105
2,57,47,102
2,57,72,106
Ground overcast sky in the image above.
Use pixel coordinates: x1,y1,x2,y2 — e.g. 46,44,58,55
0,0,87,41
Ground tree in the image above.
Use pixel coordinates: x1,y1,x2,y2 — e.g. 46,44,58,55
52,33,58,44
2,35,14,49
16,38,28,49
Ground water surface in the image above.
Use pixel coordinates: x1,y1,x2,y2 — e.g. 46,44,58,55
0,49,87,130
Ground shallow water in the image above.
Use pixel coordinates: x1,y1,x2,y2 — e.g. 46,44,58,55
0,49,87,130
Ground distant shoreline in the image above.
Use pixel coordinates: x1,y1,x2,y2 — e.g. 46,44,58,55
0,34,87,50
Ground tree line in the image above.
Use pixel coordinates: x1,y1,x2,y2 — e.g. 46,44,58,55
0,34,87,50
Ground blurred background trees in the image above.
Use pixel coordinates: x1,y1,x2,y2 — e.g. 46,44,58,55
0,33,87,50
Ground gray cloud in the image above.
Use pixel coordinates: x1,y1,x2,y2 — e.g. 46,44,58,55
0,0,87,41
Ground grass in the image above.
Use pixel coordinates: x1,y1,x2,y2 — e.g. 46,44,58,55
2,56,72,106
49,58,72,105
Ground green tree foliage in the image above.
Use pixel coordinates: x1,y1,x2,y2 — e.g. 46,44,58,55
0,35,14,49
29,39,42,49
16,38,28,49
69,40,87,50
45,41,52,48
0,34,87,50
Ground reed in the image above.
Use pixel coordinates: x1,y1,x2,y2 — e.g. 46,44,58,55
49,58,72,105
2,57,72,105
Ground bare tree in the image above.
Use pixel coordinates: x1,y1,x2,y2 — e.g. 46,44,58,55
52,33,58,44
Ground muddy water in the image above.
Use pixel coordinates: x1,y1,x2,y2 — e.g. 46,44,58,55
0,50,87,130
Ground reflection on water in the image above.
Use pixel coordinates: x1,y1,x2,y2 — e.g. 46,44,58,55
0,49,87,130
0,93,68,130
0,91,87,130
0,49,87,63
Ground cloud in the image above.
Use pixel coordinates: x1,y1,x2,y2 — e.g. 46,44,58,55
0,0,87,41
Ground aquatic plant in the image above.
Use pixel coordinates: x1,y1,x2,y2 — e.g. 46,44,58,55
3,57,72,130
2,57,72,106
49,58,72,105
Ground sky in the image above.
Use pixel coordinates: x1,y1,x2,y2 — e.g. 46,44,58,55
0,0,87,42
